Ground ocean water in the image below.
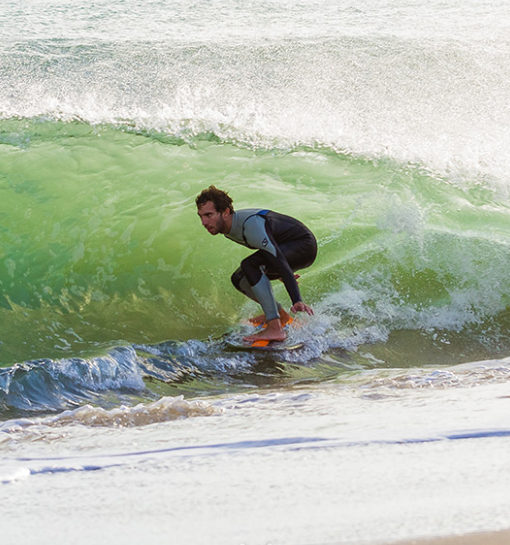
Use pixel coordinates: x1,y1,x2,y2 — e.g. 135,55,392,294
1,1,510,543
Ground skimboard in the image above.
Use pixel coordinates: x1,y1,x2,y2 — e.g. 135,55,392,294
225,337,304,352
224,315,304,351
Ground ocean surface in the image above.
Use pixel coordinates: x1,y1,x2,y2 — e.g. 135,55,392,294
1,1,510,543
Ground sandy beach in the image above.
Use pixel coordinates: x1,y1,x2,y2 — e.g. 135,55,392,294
386,529,510,545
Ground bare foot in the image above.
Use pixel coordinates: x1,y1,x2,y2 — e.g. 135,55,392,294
248,313,266,326
249,308,293,328
243,318,286,343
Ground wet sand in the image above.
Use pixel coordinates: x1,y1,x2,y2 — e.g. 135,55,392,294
386,529,510,545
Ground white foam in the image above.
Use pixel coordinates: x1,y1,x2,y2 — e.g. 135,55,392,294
0,466,30,484
2,396,220,431
1,2,510,189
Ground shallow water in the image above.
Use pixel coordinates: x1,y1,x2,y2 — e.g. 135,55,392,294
3,364,510,544
1,1,510,543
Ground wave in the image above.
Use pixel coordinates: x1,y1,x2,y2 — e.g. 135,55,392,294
1,117,509,366
1,395,218,435
0,347,144,415
1,320,510,420
2,28,510,185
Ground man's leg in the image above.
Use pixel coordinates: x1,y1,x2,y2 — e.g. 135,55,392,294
231,264,281,323
231,236,317,341
231,257,285,342
245,236,316,337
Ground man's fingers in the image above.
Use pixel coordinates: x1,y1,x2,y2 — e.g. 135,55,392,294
291,302,314,315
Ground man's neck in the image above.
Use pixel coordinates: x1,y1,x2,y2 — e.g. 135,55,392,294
223,211,234,234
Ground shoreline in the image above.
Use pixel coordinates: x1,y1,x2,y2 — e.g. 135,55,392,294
383,529,510,545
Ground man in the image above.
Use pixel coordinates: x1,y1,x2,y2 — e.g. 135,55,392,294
196,185,317,343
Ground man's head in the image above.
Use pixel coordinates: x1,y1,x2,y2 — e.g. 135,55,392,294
196,185,234,235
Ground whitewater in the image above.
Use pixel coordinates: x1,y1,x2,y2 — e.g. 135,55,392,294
1,1,510,544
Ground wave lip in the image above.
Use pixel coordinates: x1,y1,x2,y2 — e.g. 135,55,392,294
0,347,145,415
2,29,510,186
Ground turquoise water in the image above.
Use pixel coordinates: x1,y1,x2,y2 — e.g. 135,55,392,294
2,3,510,543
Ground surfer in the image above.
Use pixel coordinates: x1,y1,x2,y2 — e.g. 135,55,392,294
196,185,317,343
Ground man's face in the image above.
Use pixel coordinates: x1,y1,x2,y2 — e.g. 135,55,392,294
197,200,228,235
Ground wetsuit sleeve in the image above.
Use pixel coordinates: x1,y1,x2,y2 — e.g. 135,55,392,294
243,215,302,304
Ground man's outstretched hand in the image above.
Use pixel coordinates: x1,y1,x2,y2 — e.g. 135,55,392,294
290,301,314,316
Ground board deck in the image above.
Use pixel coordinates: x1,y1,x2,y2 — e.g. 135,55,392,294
225,338,305,352
224,316,303,351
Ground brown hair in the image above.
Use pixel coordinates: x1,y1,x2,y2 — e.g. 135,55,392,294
195,185,234,213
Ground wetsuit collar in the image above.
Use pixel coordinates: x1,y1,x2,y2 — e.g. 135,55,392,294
224,211,237,235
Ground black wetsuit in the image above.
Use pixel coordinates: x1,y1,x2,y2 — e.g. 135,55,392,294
226,209,317,321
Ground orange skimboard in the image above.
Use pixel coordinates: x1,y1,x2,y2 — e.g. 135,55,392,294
225,337,304,351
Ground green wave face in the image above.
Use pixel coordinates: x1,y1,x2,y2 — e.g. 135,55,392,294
1,118,509,365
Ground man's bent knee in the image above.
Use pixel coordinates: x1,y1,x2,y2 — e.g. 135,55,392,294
231,268,244,291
